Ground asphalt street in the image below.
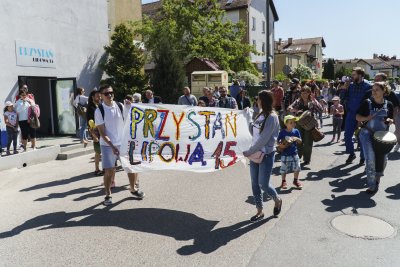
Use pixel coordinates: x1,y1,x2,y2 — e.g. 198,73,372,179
0,117,399,267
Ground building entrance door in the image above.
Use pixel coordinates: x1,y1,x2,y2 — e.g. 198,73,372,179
18,76,77,136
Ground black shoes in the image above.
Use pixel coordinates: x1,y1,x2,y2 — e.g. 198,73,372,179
250,213,264,222
359,158,365,166
273,199,283,217
346,154,356,164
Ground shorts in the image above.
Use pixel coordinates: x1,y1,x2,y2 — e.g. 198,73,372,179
18,120,36,140
280,154,301,174
101,145,120,169
93,142,101,154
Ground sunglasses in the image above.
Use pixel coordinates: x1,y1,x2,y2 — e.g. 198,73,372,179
103,92,114,97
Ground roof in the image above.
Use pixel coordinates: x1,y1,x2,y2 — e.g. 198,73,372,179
188,57,221,71
388,59,400,67
276,37,326,55
142,1,162,19
335,59,360,64
142,0,279,21
192,71,227,75
359,58,393,70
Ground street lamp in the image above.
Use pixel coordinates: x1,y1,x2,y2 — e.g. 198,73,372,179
266,0,271,88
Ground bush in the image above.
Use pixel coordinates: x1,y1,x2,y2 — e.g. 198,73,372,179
235,71,260,86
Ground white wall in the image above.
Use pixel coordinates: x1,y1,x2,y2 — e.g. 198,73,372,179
0,0,108,116
224,9,240,24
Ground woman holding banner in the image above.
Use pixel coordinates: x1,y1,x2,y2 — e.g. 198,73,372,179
243,90,283,222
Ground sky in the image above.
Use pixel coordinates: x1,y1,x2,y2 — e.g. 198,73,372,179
141,0,400,59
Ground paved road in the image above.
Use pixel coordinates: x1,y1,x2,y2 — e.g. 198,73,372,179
0,117,399,266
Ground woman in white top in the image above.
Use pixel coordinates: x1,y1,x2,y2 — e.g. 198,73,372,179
73,87,89,144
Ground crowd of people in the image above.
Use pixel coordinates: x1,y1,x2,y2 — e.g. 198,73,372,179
2,67,399,222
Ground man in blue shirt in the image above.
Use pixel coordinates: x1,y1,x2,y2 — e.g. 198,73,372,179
344,67,372,165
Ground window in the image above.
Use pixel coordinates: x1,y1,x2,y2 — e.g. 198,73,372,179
252,40,256,49
262,42,265,53
262,21,266,33
108,24,112,31
252,17,256,31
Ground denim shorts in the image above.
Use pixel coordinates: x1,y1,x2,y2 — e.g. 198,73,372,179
100,145,120,169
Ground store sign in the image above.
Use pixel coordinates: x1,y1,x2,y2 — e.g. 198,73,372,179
15,40,56,68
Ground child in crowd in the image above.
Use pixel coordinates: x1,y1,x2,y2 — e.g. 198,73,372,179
278,115,303,190
330,96,344,143
3,101,19,155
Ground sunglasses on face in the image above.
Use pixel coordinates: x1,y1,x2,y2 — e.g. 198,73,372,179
103,92,114,97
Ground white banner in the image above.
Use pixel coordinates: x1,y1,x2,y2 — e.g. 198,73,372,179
120,104,252,173
15,40,56,68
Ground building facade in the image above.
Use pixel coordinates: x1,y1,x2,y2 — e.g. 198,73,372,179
334,57,396,79
0,0,109,135
275,37,326,77
108,0,142,37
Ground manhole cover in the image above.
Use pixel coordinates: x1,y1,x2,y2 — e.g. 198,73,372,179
331,214,395,240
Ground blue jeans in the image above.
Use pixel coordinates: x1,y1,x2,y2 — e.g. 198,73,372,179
359,129,386,190
6,127,18,151
344,112,364,159
79,116,87,141
250,152,279,209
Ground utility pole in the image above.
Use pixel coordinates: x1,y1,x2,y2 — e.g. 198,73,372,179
266,0,271,88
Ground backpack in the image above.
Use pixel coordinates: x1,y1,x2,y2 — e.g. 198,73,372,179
98,102,124,120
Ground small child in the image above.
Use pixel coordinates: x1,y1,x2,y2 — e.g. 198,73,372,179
3,101,19,155
278,115,302,190
330,96,344,143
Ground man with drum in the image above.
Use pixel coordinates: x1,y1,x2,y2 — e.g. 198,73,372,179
344,67,372,165
356,82,394,194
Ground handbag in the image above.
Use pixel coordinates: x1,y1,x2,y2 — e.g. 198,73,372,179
247,151,265,163
77,96,87,117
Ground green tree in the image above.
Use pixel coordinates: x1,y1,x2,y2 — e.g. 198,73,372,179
293,64,313,80
335,66,352,79
101,23,147,100
151,30,186,104
136,0,258,75
274,72,287,81
322,58,335,80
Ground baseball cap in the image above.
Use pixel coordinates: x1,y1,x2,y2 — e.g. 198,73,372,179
284,115,299,124
5,101,13,107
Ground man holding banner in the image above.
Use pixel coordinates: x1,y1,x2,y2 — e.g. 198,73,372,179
95,85,145,206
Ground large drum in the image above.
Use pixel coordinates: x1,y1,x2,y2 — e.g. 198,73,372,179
372,131,397,173
297,111,317,131
277,136,295,153
311,128,325,142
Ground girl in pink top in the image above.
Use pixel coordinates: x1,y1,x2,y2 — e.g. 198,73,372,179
330,96,344,142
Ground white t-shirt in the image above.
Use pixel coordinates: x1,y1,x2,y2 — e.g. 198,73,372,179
4,111,18,127
15,99,32,121
73,95,88,108
94,102,125,147
252,115,266,153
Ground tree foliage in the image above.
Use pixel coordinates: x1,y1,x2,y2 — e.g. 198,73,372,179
293,64,313,80
235,71,260,86
274,72,288,82
101,24,147,100
322,58,335,80
136,0,258,75
335,66,352,79
151,29,186,104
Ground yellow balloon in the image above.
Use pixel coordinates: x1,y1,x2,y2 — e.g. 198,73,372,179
88,120,96,129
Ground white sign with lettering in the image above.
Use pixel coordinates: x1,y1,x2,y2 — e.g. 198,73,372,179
15,40,56,68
